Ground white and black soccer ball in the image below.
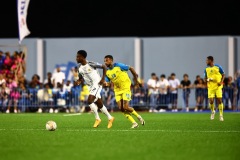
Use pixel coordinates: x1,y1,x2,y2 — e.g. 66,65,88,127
46,120,57,131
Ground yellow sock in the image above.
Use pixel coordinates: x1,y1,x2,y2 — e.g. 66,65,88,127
123,112,136,123
209,103,215,113
218,103,224,116
131,110,140,118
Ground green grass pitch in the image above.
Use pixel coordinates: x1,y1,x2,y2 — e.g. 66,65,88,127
0,112,239,160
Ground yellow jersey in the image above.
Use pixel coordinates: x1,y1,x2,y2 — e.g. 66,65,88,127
80,85,89,101
204,64,224,90
106,63,131,93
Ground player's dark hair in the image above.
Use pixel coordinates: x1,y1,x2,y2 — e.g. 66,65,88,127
183,74,188,77
207,56,214,61
160,74,166,78
104,55,113,60
171,73,176,76
77,50,87,58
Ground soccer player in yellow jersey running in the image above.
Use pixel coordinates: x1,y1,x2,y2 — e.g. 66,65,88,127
103,55,145,128
204,56,225,121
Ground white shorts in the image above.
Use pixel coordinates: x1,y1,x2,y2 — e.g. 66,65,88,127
89,85,102,99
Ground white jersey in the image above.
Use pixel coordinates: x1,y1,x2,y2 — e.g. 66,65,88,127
78,61,102,88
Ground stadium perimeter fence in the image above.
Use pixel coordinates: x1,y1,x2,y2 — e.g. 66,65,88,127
0,87,239,113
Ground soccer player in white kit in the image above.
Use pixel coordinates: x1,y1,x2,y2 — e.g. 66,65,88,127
74,50,114,128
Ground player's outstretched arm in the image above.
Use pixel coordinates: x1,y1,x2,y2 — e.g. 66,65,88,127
129,66,141,87
99,64,107,85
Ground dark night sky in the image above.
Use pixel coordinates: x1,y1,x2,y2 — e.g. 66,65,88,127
0,0,240,38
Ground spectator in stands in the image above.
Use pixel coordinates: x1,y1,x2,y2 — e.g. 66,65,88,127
101,83,115,112
140,78,148,90
6,75,17,90
194,78,205,112
140,78,148,104
52,65,65,89
63,80,73,92
4,52,12,70
18,83,31,113
101,86,110,106
43,72,54,89
71,81,82,112
169,73,180,112
28,74,41,109
236,71,240,109
37,83,44,113
180,74,191,112
18,75,28,88
63,80,73,111
131,78,145,106
37,83,53,113
106,87,116,113
0,50,5,70
147,73,159,112
156,74,169,112
0,65,10,78
56,83,69,113
71,66,79,81
29,74,41,89
194,75,201,101
44,83,54,113
0,82,10,112
6,87,20,113
132,84,145,106
0,74,6,87
80,83,89,112
223,76,236,110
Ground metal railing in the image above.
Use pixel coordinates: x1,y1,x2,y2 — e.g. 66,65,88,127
0,87,239,112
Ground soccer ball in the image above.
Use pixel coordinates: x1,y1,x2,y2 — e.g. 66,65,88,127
46,121,57,131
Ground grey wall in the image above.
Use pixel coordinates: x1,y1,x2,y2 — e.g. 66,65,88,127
142,36,229,82
0,38,38,80
1,36,238,84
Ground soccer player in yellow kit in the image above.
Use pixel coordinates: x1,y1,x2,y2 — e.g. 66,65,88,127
104,55,145,128
204,56,225,121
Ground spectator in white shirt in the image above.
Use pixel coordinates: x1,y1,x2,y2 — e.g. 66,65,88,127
43,72,54,89
156,74,169,112
168,73,180,112
63,80,73,92
52,66,65,89
147,73,159,112
64,80,73,110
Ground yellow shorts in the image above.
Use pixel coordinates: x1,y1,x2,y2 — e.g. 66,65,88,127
115,90,132,102
208,87,222,98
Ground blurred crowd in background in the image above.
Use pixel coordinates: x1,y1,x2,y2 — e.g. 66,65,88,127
1,50,240,113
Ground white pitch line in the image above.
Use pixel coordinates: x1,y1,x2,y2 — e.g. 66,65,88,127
66,129,240,133
63,113,82,116
0,128,239,133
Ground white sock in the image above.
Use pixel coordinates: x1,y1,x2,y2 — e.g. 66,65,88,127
89,103,100,120
100,105,112,120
